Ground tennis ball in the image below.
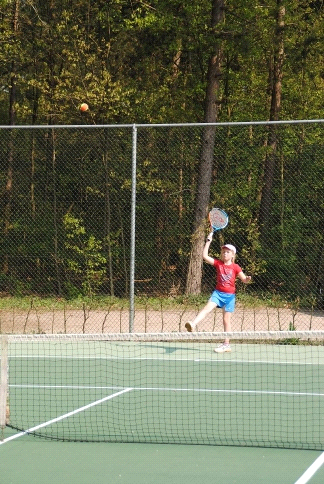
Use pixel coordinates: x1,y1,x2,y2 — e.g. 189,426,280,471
80,103,89,112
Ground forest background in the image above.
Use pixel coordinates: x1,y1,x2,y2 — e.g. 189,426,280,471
0,0,324,323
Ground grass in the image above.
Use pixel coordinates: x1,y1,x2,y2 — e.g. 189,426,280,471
0,291,314,311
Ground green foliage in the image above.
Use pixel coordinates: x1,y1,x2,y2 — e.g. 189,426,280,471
0,0,323,124
0,273,31,297
0,1,323,306
63,213,107,298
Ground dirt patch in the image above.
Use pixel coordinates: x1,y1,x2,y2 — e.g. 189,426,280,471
0,306,323,334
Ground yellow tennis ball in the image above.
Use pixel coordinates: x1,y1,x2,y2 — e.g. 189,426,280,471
80,103,89,112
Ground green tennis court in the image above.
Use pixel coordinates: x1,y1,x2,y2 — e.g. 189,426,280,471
1,439,324,484
2,332,324,483
2,332,324,451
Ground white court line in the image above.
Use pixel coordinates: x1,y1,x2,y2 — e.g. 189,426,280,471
294,452,324,484
8,383,324,397
9,355,323,365
0,387,133,445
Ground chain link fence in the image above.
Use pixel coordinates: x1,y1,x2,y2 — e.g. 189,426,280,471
0,121,323,334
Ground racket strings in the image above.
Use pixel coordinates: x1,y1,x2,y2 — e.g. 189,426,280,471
209,208,228,229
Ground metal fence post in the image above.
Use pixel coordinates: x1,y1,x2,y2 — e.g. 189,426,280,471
129,124,137,332
0,335,9,432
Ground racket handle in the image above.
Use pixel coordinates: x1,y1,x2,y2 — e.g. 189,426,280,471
206,232,213,242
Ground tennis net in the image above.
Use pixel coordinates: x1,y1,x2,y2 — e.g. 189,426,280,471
1,331,324,449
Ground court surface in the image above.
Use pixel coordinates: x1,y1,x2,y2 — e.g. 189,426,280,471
1,333,324,482
1,436,324,483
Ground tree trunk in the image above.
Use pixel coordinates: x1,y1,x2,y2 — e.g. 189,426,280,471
50,128,62,295
186,0,225,294
259,1,285,234
103,143,115,297
2,0,19,274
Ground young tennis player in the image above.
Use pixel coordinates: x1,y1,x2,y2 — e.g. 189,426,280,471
185,232,251,353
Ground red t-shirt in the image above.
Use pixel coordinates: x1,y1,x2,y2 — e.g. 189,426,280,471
213,259,242,294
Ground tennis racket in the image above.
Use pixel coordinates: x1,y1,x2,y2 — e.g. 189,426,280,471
209,208,228,232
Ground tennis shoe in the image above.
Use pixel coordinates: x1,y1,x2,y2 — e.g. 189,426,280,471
185,322,194,332
214,343,231,353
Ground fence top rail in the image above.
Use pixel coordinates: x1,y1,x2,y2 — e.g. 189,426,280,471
1,119,324,129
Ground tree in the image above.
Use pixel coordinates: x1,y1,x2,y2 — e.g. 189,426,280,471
258,0,285,235
186,0,225,294
2,0,20,274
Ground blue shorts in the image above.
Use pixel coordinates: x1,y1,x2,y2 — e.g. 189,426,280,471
209,290,236,313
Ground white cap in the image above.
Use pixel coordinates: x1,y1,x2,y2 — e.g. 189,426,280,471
222,244,236,254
